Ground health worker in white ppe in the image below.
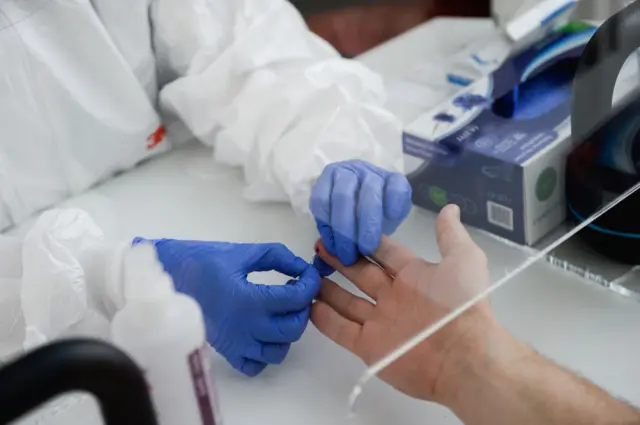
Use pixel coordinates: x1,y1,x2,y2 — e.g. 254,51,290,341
0,0,413,377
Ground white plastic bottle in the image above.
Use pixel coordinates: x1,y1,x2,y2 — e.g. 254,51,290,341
111,244,221,425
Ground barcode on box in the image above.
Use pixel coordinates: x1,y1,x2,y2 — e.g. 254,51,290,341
487,201,514,231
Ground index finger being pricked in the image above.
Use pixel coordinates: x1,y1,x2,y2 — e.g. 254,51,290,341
311,300,362,356
370,236,418,277
315,239,392,300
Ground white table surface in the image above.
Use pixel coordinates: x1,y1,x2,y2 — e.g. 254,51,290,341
12,18,640,425
358,17,495,81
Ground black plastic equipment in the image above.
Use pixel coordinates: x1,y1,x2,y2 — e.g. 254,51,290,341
0,339,157,425
567,0,640,264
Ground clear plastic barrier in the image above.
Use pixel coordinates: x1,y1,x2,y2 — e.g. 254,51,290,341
347,0,640,418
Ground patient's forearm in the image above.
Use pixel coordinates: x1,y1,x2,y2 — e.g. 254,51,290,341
443,327,640,425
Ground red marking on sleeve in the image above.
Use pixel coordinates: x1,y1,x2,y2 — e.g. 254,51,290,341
147,125,166,150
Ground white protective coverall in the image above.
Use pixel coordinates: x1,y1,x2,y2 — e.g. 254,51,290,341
0,0,403,231
0,1,403,421
0,0,403,383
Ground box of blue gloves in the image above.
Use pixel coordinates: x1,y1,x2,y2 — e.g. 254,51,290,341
403,22,599,245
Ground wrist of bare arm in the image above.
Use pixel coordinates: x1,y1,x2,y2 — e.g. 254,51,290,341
429,311,510,406
436,322,640,425
433,318,521,407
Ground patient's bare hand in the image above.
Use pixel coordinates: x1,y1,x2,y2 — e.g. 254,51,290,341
311,205,498,402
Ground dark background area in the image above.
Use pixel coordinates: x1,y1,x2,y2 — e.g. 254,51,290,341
293,0,408,14
292,0,489,16
293,0,491,57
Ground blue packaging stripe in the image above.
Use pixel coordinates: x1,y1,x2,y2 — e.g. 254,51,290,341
447,74,473,87
569,203,640,238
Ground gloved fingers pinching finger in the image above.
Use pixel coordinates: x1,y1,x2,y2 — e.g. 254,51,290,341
316,222,337,257
241,359,268,377
313,239,335,276
383,173,413,224
253,308,311,343
254,266,321,313
227,356,268,378
246,243,310,277
313,254,335,277
246,343,291,365
310,166,337,256
331,167,360,266
357,173,385,256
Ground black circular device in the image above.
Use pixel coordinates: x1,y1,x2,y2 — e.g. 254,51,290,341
567,0,640,264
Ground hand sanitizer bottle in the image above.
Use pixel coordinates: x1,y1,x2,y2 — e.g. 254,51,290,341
111,243,221,425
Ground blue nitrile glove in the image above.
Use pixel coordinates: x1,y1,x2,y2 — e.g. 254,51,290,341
309,160,413,276
133,238,321,377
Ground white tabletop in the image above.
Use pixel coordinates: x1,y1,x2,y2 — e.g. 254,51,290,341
358,18,496,81
12,18,640,425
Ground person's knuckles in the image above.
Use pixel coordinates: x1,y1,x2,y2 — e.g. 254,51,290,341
316,241,342,269
240,359,268,377
313,255,335,277
298,268,322,300
333,163,360,184
384,180,413,220
337,244,359,267
228,356,246,373
316,224,337,256
251,284,280,310
274,316,300,342
294,257,312,274
309,193,330,219
261,242,293,262
360,160,388,177
386,193,411,221
332,223,357,245
339,158,366,169
262,343,290,365
359,216,382,255
284,317,307,343
358,235,379,257
331,188,357,208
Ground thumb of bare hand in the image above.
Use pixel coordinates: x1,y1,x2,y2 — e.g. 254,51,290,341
436,205,474,258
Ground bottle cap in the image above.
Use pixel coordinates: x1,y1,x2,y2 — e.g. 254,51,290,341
123,243,174,303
